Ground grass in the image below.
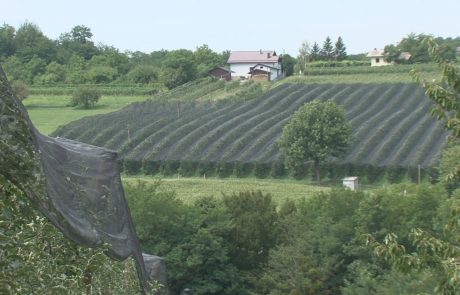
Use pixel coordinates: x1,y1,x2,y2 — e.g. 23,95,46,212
273,71,441,87
122,176,329,204
23,95,150,135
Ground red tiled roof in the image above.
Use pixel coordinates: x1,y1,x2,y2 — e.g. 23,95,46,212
227,50,279,64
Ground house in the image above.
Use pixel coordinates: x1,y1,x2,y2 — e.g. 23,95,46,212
208,66,232,81
367,48,391,66
227,50,282,81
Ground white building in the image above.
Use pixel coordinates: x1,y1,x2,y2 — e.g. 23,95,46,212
367,48,391,67
227,50,282,81
343,177,359,190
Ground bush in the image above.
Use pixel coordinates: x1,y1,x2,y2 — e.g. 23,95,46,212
11,80,30,100
70,86,101,109
234,161,254,178
254,162,271,178
270,161,287,178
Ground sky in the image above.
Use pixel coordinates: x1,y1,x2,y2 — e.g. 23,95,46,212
3,0,460,56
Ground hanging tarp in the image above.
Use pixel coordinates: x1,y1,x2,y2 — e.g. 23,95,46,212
0,66,150,293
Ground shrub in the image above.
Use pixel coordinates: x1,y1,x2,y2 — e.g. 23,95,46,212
11,80,30,100
143,160,161,175
197,161,216,177
217,161,234,178
179,160,197,177
270,161,287,178
234,161,254,178
387,166,406,183
70,86,101,109
123,158,142,174
254,162,271,178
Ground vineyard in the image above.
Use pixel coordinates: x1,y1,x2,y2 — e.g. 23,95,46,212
53,82,448,182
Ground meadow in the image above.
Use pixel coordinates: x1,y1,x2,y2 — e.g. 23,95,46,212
23,94,150,134
122,175,328,204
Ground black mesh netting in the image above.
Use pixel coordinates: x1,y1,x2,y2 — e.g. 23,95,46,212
0,66,153,293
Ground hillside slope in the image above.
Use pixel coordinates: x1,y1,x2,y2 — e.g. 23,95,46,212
53,83,447,178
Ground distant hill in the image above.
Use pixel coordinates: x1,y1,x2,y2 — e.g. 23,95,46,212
53,83,447,182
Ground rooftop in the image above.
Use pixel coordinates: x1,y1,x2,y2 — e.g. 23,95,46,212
227,50,279,64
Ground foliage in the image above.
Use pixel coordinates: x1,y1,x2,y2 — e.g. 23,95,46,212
124,181,244,294
0,22,228,89
51,82,446,180
384,33,460,64
335,36,347,61
222,191,280,270
281,53,296,76
70,85,101,109
320,36,335,60
11,80,29,100
278,99,352,183
439,144,460,194
368,38,460,295
0,180,146,294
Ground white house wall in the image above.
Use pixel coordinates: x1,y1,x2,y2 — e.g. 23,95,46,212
230,63,256,79
229,63,281,80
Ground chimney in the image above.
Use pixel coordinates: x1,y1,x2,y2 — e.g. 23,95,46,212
267,52,271,58
259,49,262,54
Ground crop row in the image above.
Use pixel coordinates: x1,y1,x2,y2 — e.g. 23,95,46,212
53,83,448,179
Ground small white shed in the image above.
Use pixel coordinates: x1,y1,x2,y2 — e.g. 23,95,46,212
343,177,359,190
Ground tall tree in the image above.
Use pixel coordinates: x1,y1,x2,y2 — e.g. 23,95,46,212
334,36,347,61
309,42,321,62
320,36,334,61
278,100,352,184
58,25,98,61
281,53,296,77
0,24,16,60
297,41,310,74
14,22,56,63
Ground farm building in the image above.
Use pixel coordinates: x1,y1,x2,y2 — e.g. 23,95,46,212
367,48,391,66
227,50,283,81
208,66,232,81
343,177,359,190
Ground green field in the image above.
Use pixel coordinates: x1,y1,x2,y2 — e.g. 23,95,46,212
123,176,328,204
23,95,150,134
53,82,447,183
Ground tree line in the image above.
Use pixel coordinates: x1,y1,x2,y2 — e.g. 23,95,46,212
0,22,230,89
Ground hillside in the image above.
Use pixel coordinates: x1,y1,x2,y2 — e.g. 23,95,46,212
53,83,447,181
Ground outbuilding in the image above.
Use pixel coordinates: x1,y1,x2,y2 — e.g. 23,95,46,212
343,176,359,190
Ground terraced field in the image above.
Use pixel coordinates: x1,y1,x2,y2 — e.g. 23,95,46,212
53,83,447,181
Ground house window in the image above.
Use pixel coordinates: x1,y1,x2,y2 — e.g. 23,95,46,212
376,58,380,63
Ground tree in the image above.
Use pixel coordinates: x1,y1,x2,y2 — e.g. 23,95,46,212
14,21,56,63
309,42,321,62
222,191,279,271
127,65,158,84
11,80,29,100
334,36,347,61
0,24,16,60
278,100,352,184
70,86,101,109
320,36,334,61
297,41,310,74
160,49,197,89
369,38,460,295
281,53,296,77
58,25,98,61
